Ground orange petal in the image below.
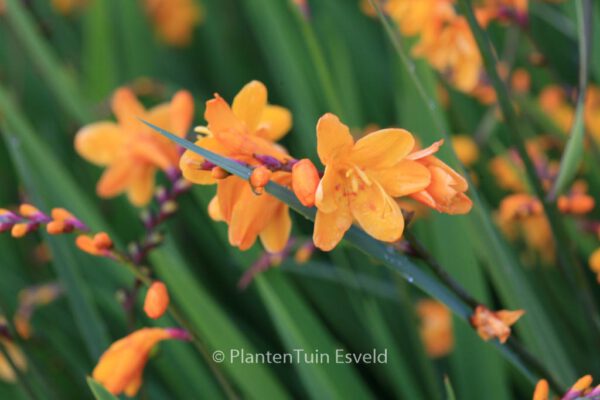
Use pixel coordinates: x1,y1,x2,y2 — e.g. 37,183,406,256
316,113,354,165
112,88,146,131
216,176,246,222
259,204,291,253
257,105,292,141
205,95,245,137
350,184,404,242
232,81,267,133
127,166,156,207
170,90,195,137
407,139,444,160
131,140,176,170
368,160,431,197
315,167,344,213
96,159,135,198
350,128,415,169
313,207,353,251
74,122,125,166
207,196,224,221
532,380,548,400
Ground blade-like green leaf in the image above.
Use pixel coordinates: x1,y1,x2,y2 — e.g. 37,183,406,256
86,377,118,400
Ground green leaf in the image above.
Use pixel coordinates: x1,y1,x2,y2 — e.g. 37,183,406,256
86,377,118,400
549,0,592,199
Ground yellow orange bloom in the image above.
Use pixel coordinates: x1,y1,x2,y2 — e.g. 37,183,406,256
489,156,525,192
144,0,203,47
292,159,320,207
585,86,600,141
416,299,454,358
511,68,531,94
180,81,293,253
93,328,189,396
451,135,480,166
470,305,524,343
313,113,431,250
75,88,194,206
144,281,170,319
557,181,595,215
0,339,27,382
408,140,473,214
51,0,86,15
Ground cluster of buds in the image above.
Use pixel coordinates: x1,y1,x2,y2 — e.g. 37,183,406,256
75,232,114,258
534,375,600,400
0,205,87,238
470,305,525,343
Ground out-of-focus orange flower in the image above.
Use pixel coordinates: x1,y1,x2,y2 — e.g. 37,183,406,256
180,81,293,253
416,299,454,358
489,156,525,192
589,248,600,283
144,0,203,47
585,86,600,141
539,86,574,134
75,88,194,207
93,328,190,396
292,159,320,207
294,240,316,264
144,281,170,319
557,181,595,215
498,194,554,262
0,338,27,382
470,305,524,343
407,140,473,214
313,113,431,250
451,135,479,166
533,375,600,400
511,68,531,94
76,232,113,257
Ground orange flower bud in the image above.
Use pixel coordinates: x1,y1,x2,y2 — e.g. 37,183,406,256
558,194,595,215
51,208,74,221
11,223,29,238
292,159,320,207
47,221,67,235
417,300,454,358
470,305,524,343
511,68,530,94
250,166,272,191
76,232,113,256
532,379,548,400
211,167,230,179
13,314,31,340
19,204,40,218
144,281,170,319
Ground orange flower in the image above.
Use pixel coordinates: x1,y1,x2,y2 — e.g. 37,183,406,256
385,0,455,37
539,86,574,134
416,299,454,358
557,181,595,215
563,375,597,400
75,88,194,207
144,281,170,319
589,248,600,283
585,86,600,141
92,328,190,396
470,305,524,343
407,140,473,214
51,0,86,15
489,156,526,192
144,0,203,47
511,68,531,94
451,135,479,166
292,159,320,207
313,113,431,250
180,81,293,253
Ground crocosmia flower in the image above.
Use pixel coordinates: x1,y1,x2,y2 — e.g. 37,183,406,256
75,88,194,206
470,305,524,343
313,113,431,251
144,0,203,47
93,328,190,396
179,81,293,253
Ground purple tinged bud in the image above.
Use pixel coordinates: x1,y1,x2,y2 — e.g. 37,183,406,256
166,328,192,341
200,160,217,170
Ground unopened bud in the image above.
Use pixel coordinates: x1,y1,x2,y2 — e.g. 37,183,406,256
292,159,320,207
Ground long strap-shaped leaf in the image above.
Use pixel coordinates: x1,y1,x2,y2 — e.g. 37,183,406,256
142,120,562,389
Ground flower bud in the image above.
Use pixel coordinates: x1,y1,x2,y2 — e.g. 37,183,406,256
250,166,272,194
144,281,170,319
292,159,320,207
211,167,230,179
